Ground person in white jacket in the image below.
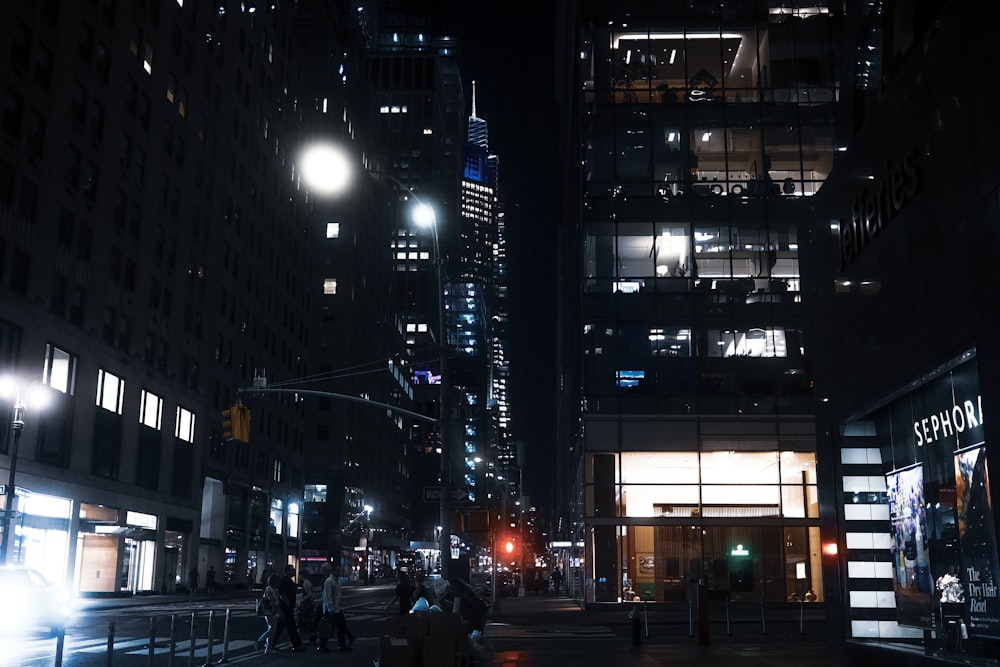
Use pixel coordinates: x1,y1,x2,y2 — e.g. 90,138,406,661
318,563,355,652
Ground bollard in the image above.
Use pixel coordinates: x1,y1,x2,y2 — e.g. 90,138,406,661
55,627,66,667
687,597,693,638
629,605,642,646
218,608,231,664
203,610,215,667
726,597,731,636
107,621,116,667
696,579,708,646
643,600,649,638
148,616,156,664
168,614,177,667
760,598,767,636
188,612,196,666
799,597,804,635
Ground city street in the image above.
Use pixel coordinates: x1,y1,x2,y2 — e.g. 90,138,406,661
0,580,837,667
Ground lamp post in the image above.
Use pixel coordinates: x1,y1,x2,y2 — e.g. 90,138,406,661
298,144,453,580
363,504,374,583
0,377,49,565
409,194,453,581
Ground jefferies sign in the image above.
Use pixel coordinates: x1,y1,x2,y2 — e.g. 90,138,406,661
839,150,919,271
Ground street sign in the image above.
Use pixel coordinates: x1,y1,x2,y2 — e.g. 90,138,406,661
423,486,469,502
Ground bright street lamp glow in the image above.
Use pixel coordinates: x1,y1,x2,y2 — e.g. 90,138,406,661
412,202,436,228
298,142,352,196
0,376,51,410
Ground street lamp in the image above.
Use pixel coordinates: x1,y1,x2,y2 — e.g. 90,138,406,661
298,143,453,580
407,189,454,581
0,376,51,565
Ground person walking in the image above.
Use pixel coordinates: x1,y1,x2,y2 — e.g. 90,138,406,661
273,564,305,651
205,566,216,595
257,574,282,654
551,567,564,597
394,571,416,614
319,563,355,652
297,572,319,644
188,566,199,599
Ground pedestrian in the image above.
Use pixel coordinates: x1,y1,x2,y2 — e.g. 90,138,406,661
319,563,355,652
273,564,305,651
394,571,415,614
188,566,199,597
533,569,546,595
551,567,564,597
205,566,216,595
257,574,282,653
297,572,319,644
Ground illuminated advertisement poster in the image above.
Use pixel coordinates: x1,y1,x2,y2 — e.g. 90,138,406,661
887,464,933,628
956,445,1000,637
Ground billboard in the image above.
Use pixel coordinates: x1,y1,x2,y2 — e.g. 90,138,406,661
887,463,933,628
956,445,1000,637
878,355,999,637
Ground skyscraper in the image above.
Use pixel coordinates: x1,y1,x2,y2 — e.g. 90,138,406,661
556,0,834,604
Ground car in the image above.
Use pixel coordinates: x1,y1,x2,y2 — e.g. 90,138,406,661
0,566,72,635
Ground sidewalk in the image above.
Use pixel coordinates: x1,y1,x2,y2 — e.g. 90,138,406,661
483,593,839,667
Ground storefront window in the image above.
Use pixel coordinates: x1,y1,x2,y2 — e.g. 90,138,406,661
586,449,821,603
840,351,996,660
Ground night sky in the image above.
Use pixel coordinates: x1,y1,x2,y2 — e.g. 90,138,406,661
401,1,561,508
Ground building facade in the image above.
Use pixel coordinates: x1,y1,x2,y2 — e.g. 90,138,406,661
0,1,331,593
809,2,1000,664
560,0,833,605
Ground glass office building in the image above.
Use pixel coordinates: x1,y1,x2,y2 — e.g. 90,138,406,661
570,1,835,605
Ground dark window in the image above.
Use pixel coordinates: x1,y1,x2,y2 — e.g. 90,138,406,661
10,250,29,295
172,439,193,497
91,408,123,479
37,398,72,468
2,88,23,136
135,424,161,489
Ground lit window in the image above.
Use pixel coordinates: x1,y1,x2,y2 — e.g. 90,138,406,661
139,389,163,429
326,222,340,238
175,406,195,443
143,42,154,75
44,344,77,394
616,370,645,387
323,278,337,295
271,497,283,533
287,502,300,538
96,369,124,414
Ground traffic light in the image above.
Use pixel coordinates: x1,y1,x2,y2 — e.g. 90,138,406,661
222,404,251,442
222,407,234,441
499,535,520,562
234,404,251,442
